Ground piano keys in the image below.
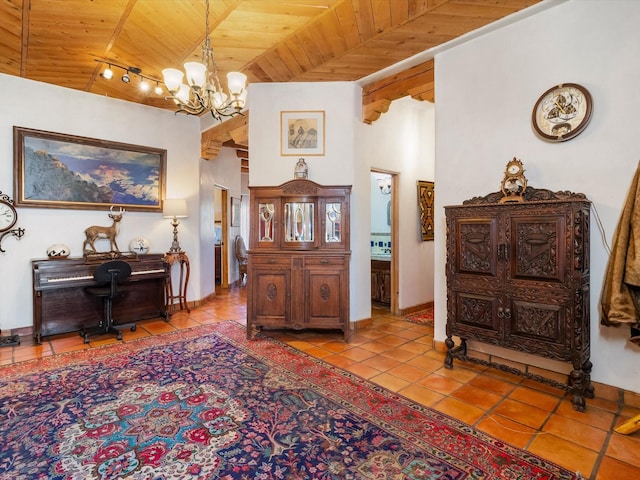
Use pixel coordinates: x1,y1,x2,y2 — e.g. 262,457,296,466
32,254,170,344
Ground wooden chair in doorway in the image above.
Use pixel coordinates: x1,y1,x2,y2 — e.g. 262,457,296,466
234,235,248,286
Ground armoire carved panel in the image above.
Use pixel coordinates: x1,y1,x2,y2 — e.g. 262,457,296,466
444,187,593,411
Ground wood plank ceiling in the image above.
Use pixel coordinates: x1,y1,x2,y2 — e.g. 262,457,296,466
1,0,542,166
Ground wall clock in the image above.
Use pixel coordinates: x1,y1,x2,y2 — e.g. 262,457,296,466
532,83,592,142
0,191,25,254
0,196,17,233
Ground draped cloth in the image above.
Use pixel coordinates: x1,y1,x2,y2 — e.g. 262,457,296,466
600,161,640,343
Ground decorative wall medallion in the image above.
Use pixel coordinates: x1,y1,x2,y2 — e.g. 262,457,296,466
532,83,592,142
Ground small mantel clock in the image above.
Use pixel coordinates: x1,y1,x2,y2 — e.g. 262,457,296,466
500,158,528,203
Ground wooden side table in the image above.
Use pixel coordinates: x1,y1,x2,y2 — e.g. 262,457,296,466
164,251,190,312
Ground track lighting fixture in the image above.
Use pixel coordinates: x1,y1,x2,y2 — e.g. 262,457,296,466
95,59,164,96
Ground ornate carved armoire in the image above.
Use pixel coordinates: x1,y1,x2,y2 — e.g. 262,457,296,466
444,187,593,411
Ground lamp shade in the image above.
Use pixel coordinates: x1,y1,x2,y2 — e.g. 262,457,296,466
163,198,188,218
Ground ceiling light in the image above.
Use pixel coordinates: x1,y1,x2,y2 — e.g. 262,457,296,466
154,83,163,95
378,177,392,195
139,79,150,92
102,66,113,80
121,73,130,83
162,0,247,120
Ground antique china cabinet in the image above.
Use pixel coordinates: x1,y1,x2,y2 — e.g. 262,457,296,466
247,179,351,340
444,187,593,411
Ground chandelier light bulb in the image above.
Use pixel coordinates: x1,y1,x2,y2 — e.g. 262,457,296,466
162,68,184,92
176,84,190,103
227,72,247,96
184,62,207,88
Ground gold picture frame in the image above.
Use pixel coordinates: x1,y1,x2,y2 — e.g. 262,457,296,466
13,126,166,212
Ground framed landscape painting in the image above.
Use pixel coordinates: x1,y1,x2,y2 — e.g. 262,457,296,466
280,110,325,156
13,127,166,212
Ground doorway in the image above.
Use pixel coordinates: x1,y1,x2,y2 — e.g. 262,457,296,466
214,187,230,292
370,171,398,314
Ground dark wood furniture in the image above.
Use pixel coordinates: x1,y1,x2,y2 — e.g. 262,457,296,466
32,254,169,344
164,251,190,312
215,244,222,283
81,260,135,343
247,179,351,341
444,187,593,411
371,259,391,305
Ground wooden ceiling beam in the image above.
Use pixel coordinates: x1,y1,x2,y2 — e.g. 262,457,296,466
200,111,249,160
361,59,435,124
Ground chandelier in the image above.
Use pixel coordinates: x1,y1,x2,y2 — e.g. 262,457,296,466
162,0,247,120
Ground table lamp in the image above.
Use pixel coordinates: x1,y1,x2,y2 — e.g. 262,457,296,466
163,198,188,252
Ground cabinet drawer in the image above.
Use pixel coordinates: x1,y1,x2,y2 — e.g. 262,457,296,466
305,256,345,267
250,256,291,266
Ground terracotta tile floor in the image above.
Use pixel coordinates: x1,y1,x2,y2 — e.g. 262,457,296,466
3,287,640,480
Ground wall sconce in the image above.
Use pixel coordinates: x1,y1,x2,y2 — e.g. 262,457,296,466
163,198,189,253
378,177,392,195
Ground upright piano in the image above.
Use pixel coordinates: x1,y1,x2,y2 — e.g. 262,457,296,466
32,254,170,344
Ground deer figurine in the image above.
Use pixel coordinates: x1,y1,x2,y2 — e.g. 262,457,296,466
83,206,125,253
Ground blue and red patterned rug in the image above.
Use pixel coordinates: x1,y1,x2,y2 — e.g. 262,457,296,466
0,321,578,479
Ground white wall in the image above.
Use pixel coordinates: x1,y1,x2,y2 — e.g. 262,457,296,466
199,147,243,290
360,96,435,309
0,73,201,331
434,0,640,392
249,83,434,322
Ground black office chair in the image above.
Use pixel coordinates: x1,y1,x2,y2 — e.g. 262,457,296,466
235,235,248,286
82,260,136,343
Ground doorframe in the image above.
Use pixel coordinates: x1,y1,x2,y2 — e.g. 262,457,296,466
221,188,229,289
389,174,399,315
370,170,399,315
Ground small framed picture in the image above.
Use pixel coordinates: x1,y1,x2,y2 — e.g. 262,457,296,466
280,111,325,156
417,180,434,241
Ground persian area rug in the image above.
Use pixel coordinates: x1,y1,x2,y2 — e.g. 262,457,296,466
0,321,578,480
405,305,434,326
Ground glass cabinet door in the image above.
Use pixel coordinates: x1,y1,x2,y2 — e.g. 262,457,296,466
258,203,275,242
284,202,314,242
325,202,342,243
